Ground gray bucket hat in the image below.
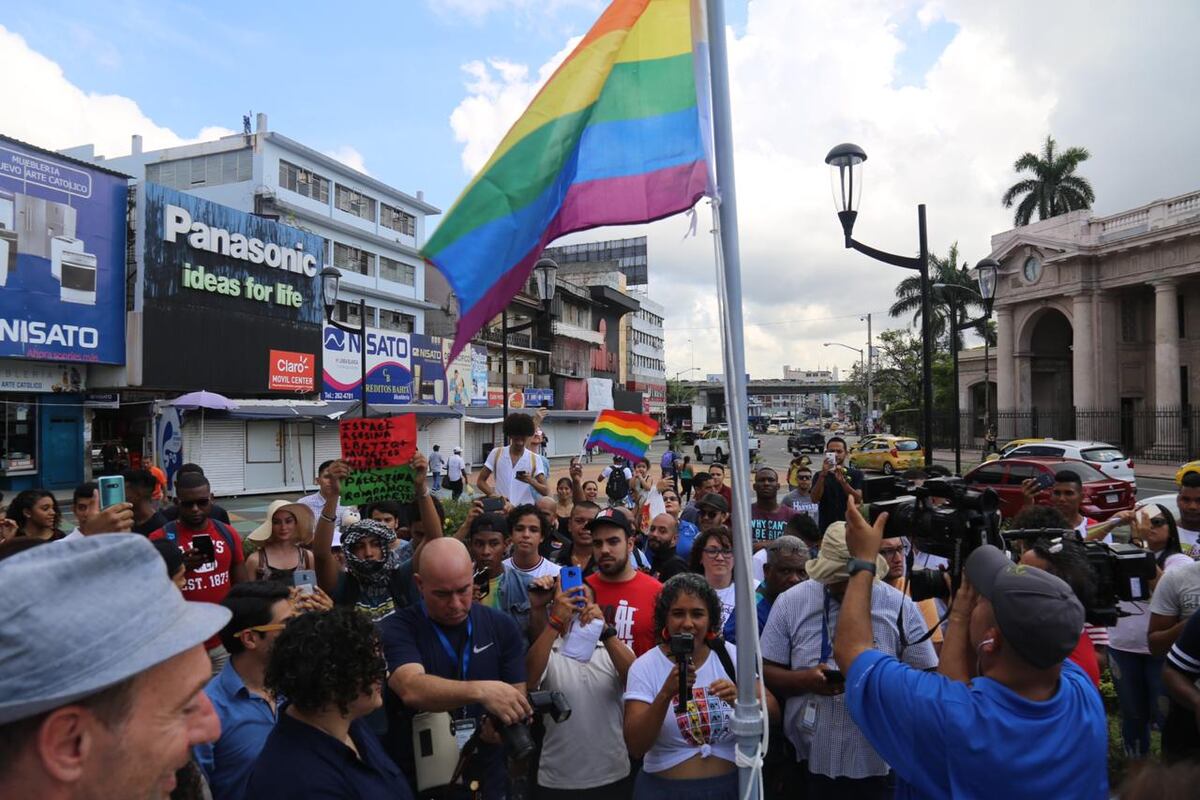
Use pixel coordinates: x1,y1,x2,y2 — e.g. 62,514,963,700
0,535,231,724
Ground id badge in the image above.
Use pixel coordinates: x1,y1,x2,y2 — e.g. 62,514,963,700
451,718,477,751
801,700,817,731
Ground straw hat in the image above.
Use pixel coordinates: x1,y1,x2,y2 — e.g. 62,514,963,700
804,521,888,585
248,500,315,544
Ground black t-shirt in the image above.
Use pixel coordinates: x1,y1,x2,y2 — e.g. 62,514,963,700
815,466,864,532
380,603,526,796
650,552,690,583
161,502,232,525
132,510,168,537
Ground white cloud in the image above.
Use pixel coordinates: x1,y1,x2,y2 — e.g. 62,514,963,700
0,25,234,157
323,145,370,176
445,0,1196,380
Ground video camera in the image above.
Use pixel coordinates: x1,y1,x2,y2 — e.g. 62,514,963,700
865,476,1002,602
1001,529,1158,626
499,690,572,761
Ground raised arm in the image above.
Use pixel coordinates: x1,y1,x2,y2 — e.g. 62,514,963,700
1149,613,1187,657
833,499,882,671
410,450,442,539
312,460,349,595
389,663,531,726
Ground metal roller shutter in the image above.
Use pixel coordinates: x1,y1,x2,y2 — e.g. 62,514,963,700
542,418,589,458
314,423,342,475
182,418,246,496
464,421,499,467
416,418,461,459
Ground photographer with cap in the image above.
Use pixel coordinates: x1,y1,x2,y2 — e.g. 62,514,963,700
0,534,230,800
833,499,1107,799
761,520,935,798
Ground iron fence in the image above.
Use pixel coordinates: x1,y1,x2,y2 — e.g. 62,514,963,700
887,407,1199,464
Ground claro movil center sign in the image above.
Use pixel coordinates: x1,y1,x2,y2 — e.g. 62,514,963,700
141,183,324,324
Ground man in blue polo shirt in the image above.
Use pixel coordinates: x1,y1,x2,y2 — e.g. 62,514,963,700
383,537,531,799
832,500,1107,799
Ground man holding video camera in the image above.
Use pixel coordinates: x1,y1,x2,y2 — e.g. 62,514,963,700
383,537,530,799
834,499,1108,799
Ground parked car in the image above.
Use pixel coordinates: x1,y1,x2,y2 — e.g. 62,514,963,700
787,427,826,455
1001,440,1136,487
963,457,1135,521
694,427,760,464
848,436,925,475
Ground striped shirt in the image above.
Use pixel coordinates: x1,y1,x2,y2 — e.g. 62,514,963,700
761,578,938,779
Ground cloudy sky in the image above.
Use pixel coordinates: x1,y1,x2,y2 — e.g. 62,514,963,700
3,0,1196,378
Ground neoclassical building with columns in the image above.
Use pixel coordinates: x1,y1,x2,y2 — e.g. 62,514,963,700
958,189,1200,460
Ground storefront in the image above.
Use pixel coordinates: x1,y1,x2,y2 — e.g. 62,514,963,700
0,137,128,491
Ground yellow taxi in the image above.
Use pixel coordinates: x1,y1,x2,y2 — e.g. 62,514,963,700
1177,460,1200,484
848,436,925,474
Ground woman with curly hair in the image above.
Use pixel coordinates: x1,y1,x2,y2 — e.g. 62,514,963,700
623,573,771,799
6,489,63,541
246,608,413,799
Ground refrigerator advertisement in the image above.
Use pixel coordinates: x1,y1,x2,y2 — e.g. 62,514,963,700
470,344,488,407
0,139,128,363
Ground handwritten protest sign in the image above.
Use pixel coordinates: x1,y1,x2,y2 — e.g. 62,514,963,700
341,465,416,506
339,414,416,470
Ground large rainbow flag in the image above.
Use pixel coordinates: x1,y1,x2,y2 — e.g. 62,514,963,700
422,0,713,361
584,409,660,462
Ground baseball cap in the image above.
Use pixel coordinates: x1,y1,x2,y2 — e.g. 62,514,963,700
696,492,729,513
587,507,633,536
0,535,230,724
965,544,1084,669
453,446,462,454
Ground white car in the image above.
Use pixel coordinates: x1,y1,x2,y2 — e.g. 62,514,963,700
1002,440,1136,487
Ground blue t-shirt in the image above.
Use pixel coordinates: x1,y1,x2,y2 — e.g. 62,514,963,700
380,602,526,797
676,519,699,560
846,650,1107,799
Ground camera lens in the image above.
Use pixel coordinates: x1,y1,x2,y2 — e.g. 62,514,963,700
499,721,536,761
908,569,950,603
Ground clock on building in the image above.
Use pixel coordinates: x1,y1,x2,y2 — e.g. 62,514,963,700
1023,255,1042,283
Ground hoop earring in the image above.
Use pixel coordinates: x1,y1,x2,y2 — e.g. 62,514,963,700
705,630,717,641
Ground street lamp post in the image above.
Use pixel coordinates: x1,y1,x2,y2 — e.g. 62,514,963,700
825,143,934,466
499,258,559,432
320,267,369,419
932,258,999,474
823,341,865,428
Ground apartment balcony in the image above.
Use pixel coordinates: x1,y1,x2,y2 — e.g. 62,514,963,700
475,327,551,354
552,320,604,345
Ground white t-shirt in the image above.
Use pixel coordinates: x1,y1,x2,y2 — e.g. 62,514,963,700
1179,527,1200,558
502,556,560,581
447,454,466,482
484,446,544,506
298,493,350,547
62,528,84,542
537,643,630,789
715,582,737,630
1109,552,1193,653
624,645,738,774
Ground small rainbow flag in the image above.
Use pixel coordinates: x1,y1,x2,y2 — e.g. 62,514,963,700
422,0,713,361
584,410,660,463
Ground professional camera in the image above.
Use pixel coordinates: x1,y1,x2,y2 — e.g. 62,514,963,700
1000,529,1157,626
499,690,572,761
867,477,1002,602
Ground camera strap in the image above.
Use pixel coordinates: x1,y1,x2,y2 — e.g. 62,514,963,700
820,589,833,664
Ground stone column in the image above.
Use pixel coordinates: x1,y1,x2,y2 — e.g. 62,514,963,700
996,305,1016,438
1072,292,1095,439
1154,279,1182,458
1093,291,1122,444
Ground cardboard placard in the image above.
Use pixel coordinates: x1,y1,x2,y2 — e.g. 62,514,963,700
339,414,416,470
341,465,416,506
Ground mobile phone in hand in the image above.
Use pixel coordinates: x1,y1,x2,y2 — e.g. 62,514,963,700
823,668,845,684
98,475,125,509
192,534,215,559
482,497,504,514
515,470,528,479
292,569,317,595
1034,472,1055,492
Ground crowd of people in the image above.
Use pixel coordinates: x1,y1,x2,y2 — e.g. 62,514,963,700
2,413,1200,799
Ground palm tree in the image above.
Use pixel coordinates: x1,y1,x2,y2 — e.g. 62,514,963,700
889,242,991,350
1001,136,1096,227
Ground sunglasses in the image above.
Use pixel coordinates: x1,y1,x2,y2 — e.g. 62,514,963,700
179,497,211,509
702,547,733,559
1149,516,1168,527
700,509,724,519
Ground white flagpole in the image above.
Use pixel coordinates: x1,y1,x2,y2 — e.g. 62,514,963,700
703,1,764,797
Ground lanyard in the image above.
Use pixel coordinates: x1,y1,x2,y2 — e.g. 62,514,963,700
423,604,472,681
820,588,833,664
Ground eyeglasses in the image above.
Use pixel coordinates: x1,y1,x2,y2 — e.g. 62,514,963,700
179,497,211,509
700,509,723,519
879,546,906,559
702,547,733,559
237,623,287,637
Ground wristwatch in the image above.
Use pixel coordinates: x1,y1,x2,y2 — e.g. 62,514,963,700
600,625,619,642
847,558,877,578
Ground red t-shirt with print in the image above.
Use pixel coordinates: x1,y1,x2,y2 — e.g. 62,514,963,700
587,570,663,656
150,519,244,648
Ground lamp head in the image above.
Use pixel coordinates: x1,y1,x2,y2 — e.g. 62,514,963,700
825,143,866,244
533,257,558,303
319,266,342,315
975,258,1000,309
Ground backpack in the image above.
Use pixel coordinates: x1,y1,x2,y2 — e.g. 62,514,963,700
606,466,630,504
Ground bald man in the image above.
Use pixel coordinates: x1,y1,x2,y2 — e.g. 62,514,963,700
646,512,689,582
381,537,531,798
535,495,570,555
